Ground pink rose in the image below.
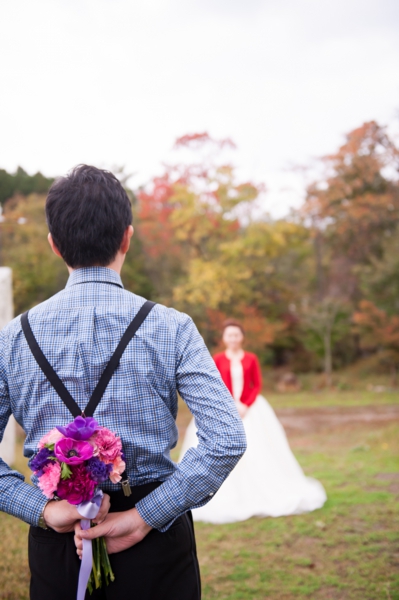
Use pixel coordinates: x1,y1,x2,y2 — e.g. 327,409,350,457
109,456,126,484
38,428,64,449
95,428,122,464
38,462,61,499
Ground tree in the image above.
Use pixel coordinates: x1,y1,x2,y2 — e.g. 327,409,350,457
1,194,68,313
357,225,399,316
353,300,399,386
301,298,351,386
137,133,323,362
1,192,153,314
137,133,299,357
137,134,260,304
0,167,54,205
296,121,399,374
302,121,399,302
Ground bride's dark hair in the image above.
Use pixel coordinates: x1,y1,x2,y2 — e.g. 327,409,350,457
222,319,245,335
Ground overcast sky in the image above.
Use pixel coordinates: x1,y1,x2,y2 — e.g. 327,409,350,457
1,0,398,215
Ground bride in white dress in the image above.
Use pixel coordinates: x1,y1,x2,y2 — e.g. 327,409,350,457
179,320,327,524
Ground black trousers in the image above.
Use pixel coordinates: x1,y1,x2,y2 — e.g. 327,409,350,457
29,482,201,600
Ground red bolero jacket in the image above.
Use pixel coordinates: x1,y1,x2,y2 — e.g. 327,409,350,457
213,352,262,407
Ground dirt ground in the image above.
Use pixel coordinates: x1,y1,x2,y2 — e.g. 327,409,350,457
275,404,399,435
176,400,399,452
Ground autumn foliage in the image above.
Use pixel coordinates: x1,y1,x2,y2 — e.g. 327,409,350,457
353,300,399,366
1,121,399,377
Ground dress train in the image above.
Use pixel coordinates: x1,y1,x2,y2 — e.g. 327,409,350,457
179,395,327,523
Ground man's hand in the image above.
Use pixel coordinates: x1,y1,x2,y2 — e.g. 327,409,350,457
43,493,110,533
74,508,152,556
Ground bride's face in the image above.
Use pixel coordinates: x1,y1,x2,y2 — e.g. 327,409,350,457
223,326,244,351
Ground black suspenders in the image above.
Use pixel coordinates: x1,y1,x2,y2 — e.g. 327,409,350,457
21,300,156,495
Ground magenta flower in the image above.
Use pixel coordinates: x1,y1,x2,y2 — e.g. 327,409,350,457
57,465,96,504
54,438,93,465
56,416,100,441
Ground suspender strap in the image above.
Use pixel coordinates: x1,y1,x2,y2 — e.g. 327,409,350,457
21,311,82,417
84,300,156,417
21,300,156,418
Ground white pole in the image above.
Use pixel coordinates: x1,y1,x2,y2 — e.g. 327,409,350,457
0,267,16,466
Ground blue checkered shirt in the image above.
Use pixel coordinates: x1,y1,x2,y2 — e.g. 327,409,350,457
0,267,246,531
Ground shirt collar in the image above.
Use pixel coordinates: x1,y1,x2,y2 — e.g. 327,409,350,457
66,267,124,289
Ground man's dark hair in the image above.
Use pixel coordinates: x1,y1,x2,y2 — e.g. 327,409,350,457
45,165,132,267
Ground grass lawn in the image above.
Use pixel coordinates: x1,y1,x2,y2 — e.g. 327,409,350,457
0,391,398,599
266,390,399,409
195,415,399,599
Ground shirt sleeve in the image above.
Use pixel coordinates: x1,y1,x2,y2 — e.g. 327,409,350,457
135,313,247,531
0,328,48,526
242,355,262,407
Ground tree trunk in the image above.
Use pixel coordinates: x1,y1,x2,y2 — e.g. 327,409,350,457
390,364,398,389
314,229,324,301
323,331,333,388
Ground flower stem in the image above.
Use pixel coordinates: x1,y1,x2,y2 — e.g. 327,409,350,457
100,536,115,583
91,544,100,590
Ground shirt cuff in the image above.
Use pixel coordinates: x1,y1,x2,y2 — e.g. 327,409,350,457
10,482,49,527
135,481,211,532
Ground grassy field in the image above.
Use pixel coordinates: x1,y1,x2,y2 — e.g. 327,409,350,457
0,390,398,599
266,390,399,409
195,413,399,599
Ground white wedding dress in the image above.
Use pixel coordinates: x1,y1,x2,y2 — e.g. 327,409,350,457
179,362,327,523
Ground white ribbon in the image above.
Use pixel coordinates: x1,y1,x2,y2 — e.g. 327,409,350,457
76,489,104,600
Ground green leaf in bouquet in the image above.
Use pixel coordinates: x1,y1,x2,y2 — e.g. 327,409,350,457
60,462,72,480
91,547,100,590
95,538,102,588
87,573,94,596
100,535,115,583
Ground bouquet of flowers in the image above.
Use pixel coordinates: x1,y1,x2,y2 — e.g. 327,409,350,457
30,415,126,597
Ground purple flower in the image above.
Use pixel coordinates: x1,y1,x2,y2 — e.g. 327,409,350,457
54,438,93,465
86,457,112,483
56,416,100,441
30,447,55,475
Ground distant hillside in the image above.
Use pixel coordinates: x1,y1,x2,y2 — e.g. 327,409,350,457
0,167,54,205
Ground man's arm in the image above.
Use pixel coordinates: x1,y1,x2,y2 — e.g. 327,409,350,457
0,329,49,526
135,313,247,531
0,328,109,531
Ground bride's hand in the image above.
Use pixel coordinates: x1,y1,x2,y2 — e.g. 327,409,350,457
235,401,248,419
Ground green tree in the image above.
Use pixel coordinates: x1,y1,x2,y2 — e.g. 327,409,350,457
357,226,399,316
1,193,153,314
1,194,67,313
0,167,54,205
301,298,351,386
